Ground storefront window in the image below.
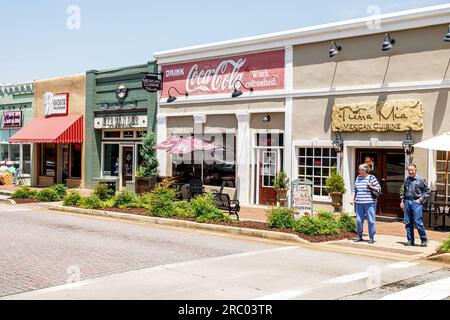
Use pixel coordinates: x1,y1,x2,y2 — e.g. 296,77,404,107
172,134,236,187
22,144,31,174
0,144,8,160
9,144,20,162
104,131,121,139
41,144,56,177
298,147,338,197
436,151,450,200
137,144,144,169
103,144,119,177
71,143,82,178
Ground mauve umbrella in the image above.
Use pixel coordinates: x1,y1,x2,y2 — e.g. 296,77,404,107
168,136,216,154
154,136,183,151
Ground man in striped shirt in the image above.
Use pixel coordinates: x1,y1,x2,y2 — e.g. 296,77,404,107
350,163,381,244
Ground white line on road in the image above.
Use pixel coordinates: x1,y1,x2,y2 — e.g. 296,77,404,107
381,277,450,300
0,208,32,212
322,272,369,284
255,287,312,300
385,261,418,269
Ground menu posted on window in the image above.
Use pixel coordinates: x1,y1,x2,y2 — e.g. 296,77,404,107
291,179,313,219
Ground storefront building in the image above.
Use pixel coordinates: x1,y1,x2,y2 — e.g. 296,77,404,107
84,62,158,191
0,83,34,183
10,75,85,188
154,4,450,221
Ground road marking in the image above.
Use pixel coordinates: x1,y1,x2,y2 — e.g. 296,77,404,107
381,277,450,300
322,272,369,284
255,287,311,300
385,261,418,269
1,208,32,212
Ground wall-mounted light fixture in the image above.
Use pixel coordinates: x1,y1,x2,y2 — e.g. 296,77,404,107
382,33,395,51
402,130,415,155
332,132,344,154
444,25,450,42
262,114,271,122
167,87,188,103
231,80,254,98
329,41,342,58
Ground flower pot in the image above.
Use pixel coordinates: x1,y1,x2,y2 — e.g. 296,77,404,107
330,192,343,212
276,188,289,207
135,176,157,195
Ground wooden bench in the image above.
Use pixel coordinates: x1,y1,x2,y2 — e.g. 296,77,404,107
212,192,240,221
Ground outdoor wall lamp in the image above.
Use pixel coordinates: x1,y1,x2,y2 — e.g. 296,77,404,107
231,80,254,98
382,33,395,51
444,25,450,42
332,132,344,154
329,41,342,58
402,130,415,155
262,114,271,122
167,87,189,103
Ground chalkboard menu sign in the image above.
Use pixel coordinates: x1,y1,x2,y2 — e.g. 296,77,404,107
142,75,162,93
290,178,314,219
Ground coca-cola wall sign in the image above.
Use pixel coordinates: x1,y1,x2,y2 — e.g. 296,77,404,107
161,49,285,98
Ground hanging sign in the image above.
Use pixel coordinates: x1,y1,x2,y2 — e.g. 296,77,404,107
2,111,22,128
290,178,314,219
142,75,162,93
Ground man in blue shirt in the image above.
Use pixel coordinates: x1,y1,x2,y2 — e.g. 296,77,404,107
400,164,431,247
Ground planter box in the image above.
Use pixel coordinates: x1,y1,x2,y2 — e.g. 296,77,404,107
135,176,157,194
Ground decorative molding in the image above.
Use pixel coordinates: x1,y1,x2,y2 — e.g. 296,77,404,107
155,4,450,64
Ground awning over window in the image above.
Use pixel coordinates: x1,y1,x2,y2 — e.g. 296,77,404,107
9,115,83,144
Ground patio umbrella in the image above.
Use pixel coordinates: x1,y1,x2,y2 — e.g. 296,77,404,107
414,132,450,200
154,136,183,151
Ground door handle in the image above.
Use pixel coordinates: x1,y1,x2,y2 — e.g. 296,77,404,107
381,178,386,182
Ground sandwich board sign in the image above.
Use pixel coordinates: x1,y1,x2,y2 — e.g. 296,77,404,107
290,178,314,220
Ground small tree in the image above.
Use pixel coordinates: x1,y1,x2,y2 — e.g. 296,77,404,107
273,171,289,190
325,168,346,194
137,132,159,177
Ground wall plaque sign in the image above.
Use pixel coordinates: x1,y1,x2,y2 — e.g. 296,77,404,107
44,92,69,117
142,75,162,93
94,115,148,129
332,100,423,132
2,111,22,128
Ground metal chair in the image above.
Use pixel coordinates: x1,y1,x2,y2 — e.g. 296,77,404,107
188,179,204,200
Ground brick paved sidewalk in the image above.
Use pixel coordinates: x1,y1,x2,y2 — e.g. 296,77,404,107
239,206,450,242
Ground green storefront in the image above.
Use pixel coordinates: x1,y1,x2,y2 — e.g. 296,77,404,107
85,62,158,190
0,83,34,184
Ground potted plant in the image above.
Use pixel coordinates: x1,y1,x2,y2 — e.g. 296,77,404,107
273,171,290,207
135,132,159,194
325,168,346,212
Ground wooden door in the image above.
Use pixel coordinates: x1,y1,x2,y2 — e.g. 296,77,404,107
355,149,405,217
258,149,278,205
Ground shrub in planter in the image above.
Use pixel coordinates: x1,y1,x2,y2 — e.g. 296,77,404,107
51,184,67,199
266,207,295,229
94,183,115,201
325,168,346,212
112,190,138,208
11,186,36,199
173,201,195,218
80,195,103,209
147,183,178,217
316,210,335,221
34,188,60,202
438,235,450,253
293,215,340,236
63,192,82,207
190,193,231,223
338,213,357,233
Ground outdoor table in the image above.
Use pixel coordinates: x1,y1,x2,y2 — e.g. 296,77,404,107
429,200,450,231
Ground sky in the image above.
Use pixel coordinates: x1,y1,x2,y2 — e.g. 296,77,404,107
0,0,449,84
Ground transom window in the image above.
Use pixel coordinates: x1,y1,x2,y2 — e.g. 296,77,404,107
298,147,338,197
436,151,450,201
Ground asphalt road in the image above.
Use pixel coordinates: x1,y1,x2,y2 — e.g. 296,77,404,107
1,203,449,300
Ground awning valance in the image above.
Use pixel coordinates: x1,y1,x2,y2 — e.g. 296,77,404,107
9,115,83,144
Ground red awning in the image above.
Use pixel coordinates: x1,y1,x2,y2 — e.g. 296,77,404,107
9,115,83,144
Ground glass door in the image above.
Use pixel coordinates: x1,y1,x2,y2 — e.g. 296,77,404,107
258,149,281,205
121,146,134,187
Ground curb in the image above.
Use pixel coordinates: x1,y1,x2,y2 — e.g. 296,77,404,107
0,198,15,205
48,205,310,244
426,253,450,265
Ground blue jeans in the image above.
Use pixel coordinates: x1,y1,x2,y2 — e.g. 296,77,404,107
404,199,427,243
355,202,376,239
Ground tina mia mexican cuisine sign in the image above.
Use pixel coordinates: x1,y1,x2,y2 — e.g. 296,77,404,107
332,100,423,132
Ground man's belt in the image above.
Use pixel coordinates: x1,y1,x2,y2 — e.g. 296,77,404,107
404,196,421,200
